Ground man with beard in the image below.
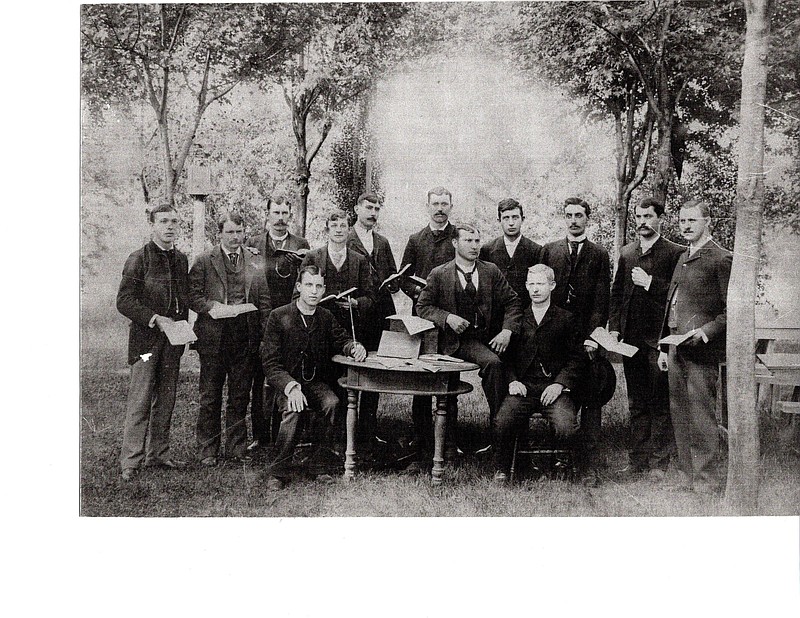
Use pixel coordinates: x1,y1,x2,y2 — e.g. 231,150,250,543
479,198,542,309
609,198,684,480
245,198,309,450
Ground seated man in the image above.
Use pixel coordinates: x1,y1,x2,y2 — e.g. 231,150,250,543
261,265,366,489
493,264,585,484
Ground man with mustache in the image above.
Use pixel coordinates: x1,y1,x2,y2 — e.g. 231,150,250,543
609,198,684,480
539,197,611,485
417,223,522,446
189,211,272,467
399,187,459,466
479,198,542,309
245,197,310,450
657,200,732,494
116,203,190,481
347,193,398,455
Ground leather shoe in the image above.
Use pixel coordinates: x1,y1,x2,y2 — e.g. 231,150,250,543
200,456,218,467
121,468,139,482
315,474,335,484
229,454,253,464
150,459,186,469
493,470,508,485
266,476,285,491
648,468,667,482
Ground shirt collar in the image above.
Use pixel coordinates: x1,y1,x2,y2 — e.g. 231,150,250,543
221,245,242,257
268,230,289,242
328,243,347,257
566,234,587,244
354,221,374,238
429,222,449,233
689,236,712,254
504,234,522,249
152,238,174,252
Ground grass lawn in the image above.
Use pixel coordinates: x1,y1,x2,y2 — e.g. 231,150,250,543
80,338,800,517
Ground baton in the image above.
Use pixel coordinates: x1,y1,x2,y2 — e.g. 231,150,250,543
346,294,358,345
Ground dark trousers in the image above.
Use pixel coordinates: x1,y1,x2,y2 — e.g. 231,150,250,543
249,362,276,443
196,344,254,460
493,385,578,473
356,320,384,444
120,336,183,470
623,344,674,471
668,345,723,488
454,336,506,427
269,380,341,477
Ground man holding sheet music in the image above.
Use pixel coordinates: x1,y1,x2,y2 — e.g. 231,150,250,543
609,198,684,480
347,193,399,452
189,212,272,467
657,201,732,494
116,203,191,481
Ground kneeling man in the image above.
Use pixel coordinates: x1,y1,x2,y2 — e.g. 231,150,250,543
261,265,366,489
493,264,585,483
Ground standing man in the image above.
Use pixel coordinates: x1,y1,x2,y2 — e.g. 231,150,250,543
347,193,398,452
539,197,611,484
299,211,375,341
116,204,190,481
417,224,522,442
399,187,458,458
262,266,367,489
479,198,542,309
609,197,684,480
493,265,584,483
245,198,309,450
658,200,731,494
189,212,272,467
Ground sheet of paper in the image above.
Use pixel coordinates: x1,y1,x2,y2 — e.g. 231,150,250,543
208,302,258,319
589,326,638,357
379,263,411,290
657,331,695,346
418,353,464,363
161,320,197,345
386,314,435,336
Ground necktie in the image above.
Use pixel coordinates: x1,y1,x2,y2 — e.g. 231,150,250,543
569,240,582,274
229,252,238,267
457,266,477,297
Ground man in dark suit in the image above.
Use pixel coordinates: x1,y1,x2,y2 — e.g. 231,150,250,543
657,200,732,494
479,198,542,309
609,197,685,480
245,198,310,450
417,223,522,440
189,211,272,467
347,193,399,452
493,264,585,483
262,266,367,489
116,203,190,481
299,211,375,341
399,187,458,457
539,197,611,484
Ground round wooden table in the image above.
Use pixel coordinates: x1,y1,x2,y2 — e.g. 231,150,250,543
333,353,478,485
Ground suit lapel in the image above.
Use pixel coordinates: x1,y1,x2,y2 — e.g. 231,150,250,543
211,247,228,300
476,261,492,318
243,248,255,301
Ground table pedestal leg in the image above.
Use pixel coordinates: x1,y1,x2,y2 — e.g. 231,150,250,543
344,388,358,481
432,395,447,486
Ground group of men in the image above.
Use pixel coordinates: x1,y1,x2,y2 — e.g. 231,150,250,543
116,186,731,494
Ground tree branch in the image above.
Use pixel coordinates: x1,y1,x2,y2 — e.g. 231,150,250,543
167,4,187,54
306,120,332,168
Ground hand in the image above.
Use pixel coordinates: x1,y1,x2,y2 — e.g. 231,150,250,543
489,329,512,354
284,251,303,265
631,267,652,289
608,331,620,342
685,329,706,346
245,246,259,255
446,314,470,334
351,342,367,362
287,385,308,413
540,383,564,407
658,351,669,372
584,344,597,360
153,315,173,332
508,381,528,397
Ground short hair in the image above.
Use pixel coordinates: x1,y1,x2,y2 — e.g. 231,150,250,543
427,186,452,202
217,211,245,232
267,197,292,212
637,197,665,217
356,192,380,206
498,198,523,219
527,264,555,284
296,264,324,284
325,211,350,228
454,223,480,239
148,203,177,224
564,197,591,217
682,199,711,218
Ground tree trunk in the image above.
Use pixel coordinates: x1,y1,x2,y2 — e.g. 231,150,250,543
613,185,630,265
651,115,674,204
725,0,771,513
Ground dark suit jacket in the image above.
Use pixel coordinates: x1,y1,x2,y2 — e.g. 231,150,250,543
347,227,398,323
660,240,732,361
298,245,376,316
507,305,586,396
609,236,685,349
540,238,610,341
117,241,190,365
245,231,309,308
188,245,272,356
399,222,457,302
479,234,541,308
260,303,355,394
417,259,522,355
